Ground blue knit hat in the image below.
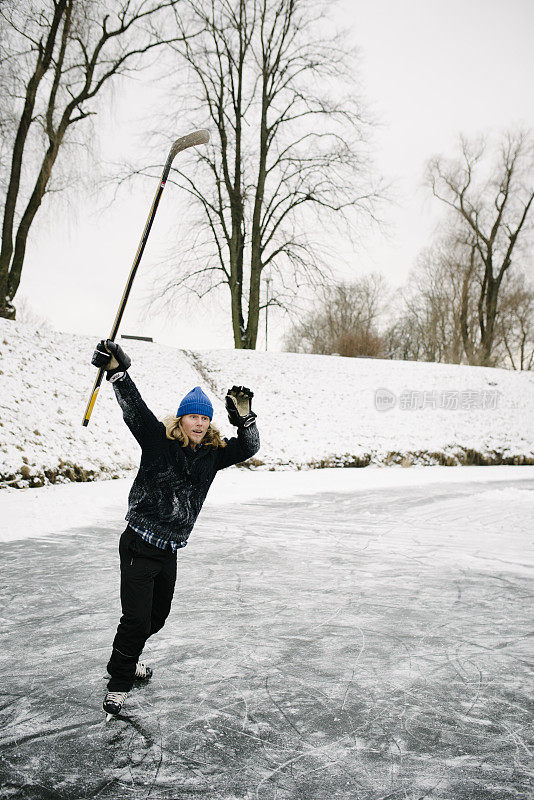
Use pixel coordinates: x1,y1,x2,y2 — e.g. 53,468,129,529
176,386,213,420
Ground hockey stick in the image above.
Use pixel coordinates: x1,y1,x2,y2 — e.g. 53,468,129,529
82,129,210,427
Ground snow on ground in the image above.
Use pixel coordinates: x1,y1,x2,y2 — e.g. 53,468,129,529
1,463,533,543
1,318,533,489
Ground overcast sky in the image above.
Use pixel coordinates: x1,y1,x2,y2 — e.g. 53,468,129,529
17,0,534,351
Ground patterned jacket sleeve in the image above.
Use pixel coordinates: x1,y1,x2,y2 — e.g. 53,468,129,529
215,422,260,471
111,372,165,451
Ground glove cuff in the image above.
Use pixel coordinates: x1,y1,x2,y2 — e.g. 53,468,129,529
237,411,257,428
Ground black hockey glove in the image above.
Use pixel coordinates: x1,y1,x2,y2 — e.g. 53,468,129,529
91,339,131,381
225,385,257,428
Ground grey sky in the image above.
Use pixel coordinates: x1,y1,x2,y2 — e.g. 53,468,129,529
17,0,534,350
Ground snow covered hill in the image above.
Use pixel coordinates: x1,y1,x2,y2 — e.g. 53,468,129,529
1,318,533,488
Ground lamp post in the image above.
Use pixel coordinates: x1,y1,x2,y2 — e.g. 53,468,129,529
265,276,272,351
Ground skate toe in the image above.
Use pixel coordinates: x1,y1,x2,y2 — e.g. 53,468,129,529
103,700,122,716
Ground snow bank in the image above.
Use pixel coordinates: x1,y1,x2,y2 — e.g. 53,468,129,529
0,318,533,488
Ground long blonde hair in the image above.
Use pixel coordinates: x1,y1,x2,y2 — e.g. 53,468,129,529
161,415,227,449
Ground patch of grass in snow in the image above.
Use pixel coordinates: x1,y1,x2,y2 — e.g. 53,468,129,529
0,461,130,489
4,448,533,490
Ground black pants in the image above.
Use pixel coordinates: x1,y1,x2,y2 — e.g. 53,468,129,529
107,526,177,692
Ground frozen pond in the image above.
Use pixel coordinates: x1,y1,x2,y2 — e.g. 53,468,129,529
0,475,533,799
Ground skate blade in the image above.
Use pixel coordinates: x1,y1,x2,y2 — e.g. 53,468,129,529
105,713,115,722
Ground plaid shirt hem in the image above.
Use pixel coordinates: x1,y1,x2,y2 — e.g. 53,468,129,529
127,521,187,553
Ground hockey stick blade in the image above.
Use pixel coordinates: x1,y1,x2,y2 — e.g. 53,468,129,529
170,129,210,159
160,130,210,183
163,130,210,176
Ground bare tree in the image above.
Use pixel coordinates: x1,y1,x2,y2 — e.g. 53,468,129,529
383,307,421,363
385,233,534,370
426,130,534,366
385,238,480,364
0,0,185,320
144,0,382,349
495,270,534,370
283,273,388,357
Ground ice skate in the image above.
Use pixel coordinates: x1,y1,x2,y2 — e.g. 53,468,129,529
134,660,153,682
103,690,128,721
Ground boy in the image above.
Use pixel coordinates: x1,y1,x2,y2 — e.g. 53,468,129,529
91,339,260,718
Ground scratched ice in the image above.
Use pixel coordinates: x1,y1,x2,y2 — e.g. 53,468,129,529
0,476,533,799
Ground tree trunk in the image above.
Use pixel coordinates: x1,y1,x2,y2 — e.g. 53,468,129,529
460,248,476,363
479,278,500,366
0,295,16,320
0,0,68,320
245,63,269,350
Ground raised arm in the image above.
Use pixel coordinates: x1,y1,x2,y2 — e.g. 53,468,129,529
216,422,260,470
111,372,165,449
91,340,164,450
215,385,260,470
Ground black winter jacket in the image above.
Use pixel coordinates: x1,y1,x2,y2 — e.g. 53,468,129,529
112,372,260,547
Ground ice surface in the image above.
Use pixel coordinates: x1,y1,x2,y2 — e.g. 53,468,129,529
0,471,532,798
2,463,533,543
